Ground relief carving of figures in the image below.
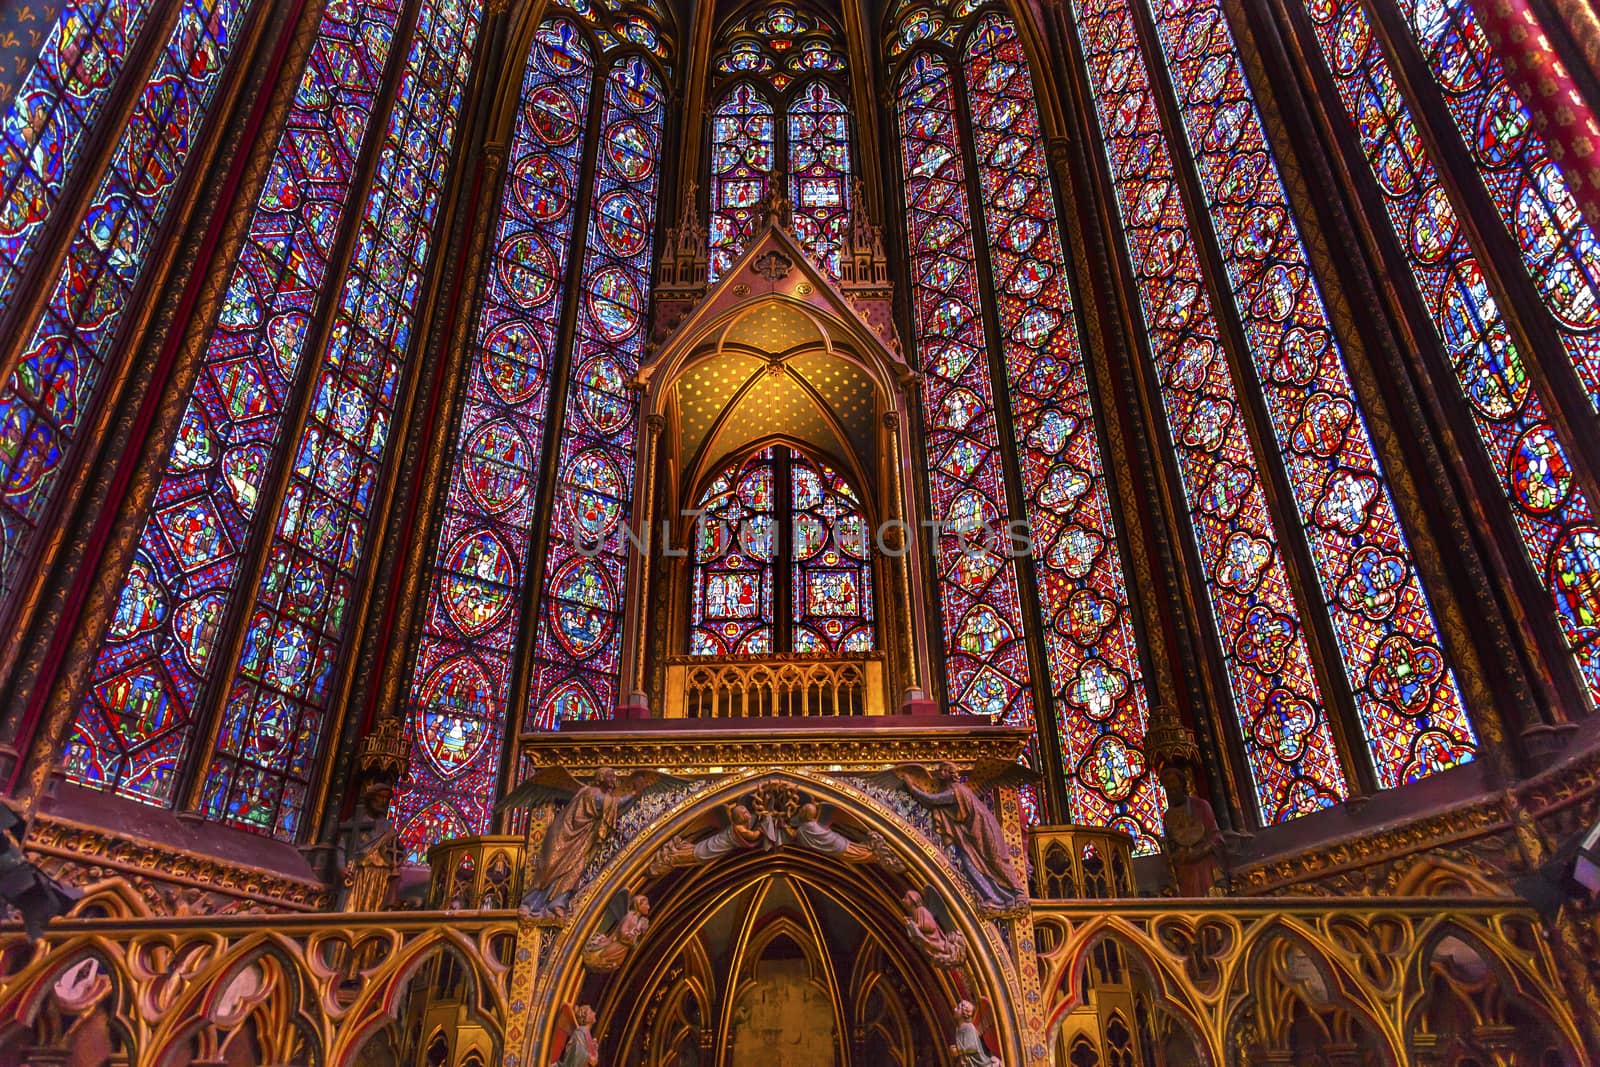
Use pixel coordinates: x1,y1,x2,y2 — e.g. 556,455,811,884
649,803,769,875
552,1004,600,1067
581,890,651,973
902,888,968,969
647,781,903,875
500,768,685,918
873,761,1031,912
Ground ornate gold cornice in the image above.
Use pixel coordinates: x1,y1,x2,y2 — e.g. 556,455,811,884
24,814,329,912
515,723,1034,774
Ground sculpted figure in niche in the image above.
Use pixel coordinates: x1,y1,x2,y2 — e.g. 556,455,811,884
499,767,684,918
876,761,1032,911
902,887,968,969
950,1000,1000,1067
1160,762,1227,897
581,890,650,973
551,1004,599,1067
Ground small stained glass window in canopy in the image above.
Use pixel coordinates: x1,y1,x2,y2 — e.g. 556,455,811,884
690,447,875,656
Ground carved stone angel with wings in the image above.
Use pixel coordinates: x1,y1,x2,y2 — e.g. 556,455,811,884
869,760,1034,912
498,767,685,919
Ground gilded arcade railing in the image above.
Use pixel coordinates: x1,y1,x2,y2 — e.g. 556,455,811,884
0,894,1582,1065
660,652,887,718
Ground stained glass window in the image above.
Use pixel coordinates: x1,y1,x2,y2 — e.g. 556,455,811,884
1301,0,1600,706
691,451,778,655
0,0,251,625
0,1,158,310
708,2,852,280
689,446,874,656
791,456,874,653
787,81,850,277
69,0,407,807
709,83,774,282
1150,0,1475,788
962,14,1161,848
1391,0,1600,413
391,18,595,859
1071,0,1351,821
524,54,665,732
897,53,1036,734
194,0,480,838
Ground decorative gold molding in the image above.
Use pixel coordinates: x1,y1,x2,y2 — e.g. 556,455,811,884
515,723,1034,774
24,814,329,912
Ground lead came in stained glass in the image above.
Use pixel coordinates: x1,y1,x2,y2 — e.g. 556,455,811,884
0,0,250,626
897,53,1036,737
791,456,874,652
709,82,773,282
1392,0,1600,413
1147,0,1474,789
1070,0,1350,821
194,0,481,838
961,13,1161,849
391,18,594,860
525,55,665,733
69,0,407,808
788,81,850,277
691,451,778,655
0,1,157,311
1300,0,1600,707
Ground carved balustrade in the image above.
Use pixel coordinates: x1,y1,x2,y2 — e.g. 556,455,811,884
661,652,887,718
0,895,1582,1066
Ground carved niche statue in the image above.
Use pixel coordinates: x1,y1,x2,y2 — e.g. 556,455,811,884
1159,762,1227,897
499,767,684,918
551,1003,600,1067
581,890,651,973
902,887,968,969
950,1000,1001,1067
874,761,1032,912
0,800,79,939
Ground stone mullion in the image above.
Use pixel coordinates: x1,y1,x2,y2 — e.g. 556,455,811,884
311,4,517,859
1240,0,1542,774
1042,0,1252,835
2,0,311,803
874,70,947,712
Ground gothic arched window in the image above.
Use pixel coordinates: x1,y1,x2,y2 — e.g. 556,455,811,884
1068,0,1477,820
69,0,481,840
0,1,254,624
893,7,1162,842
708,2,853,280
394,3,672,857
1294,0,1600,710
688,447,875,657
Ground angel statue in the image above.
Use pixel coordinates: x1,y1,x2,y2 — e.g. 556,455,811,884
551,1003,600,1067
902,888,968,969
790,802,905,872
498,767,684,918
950,1000,1001,1067
649,803,769,875
874,761,1031,912
581,891,650,973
